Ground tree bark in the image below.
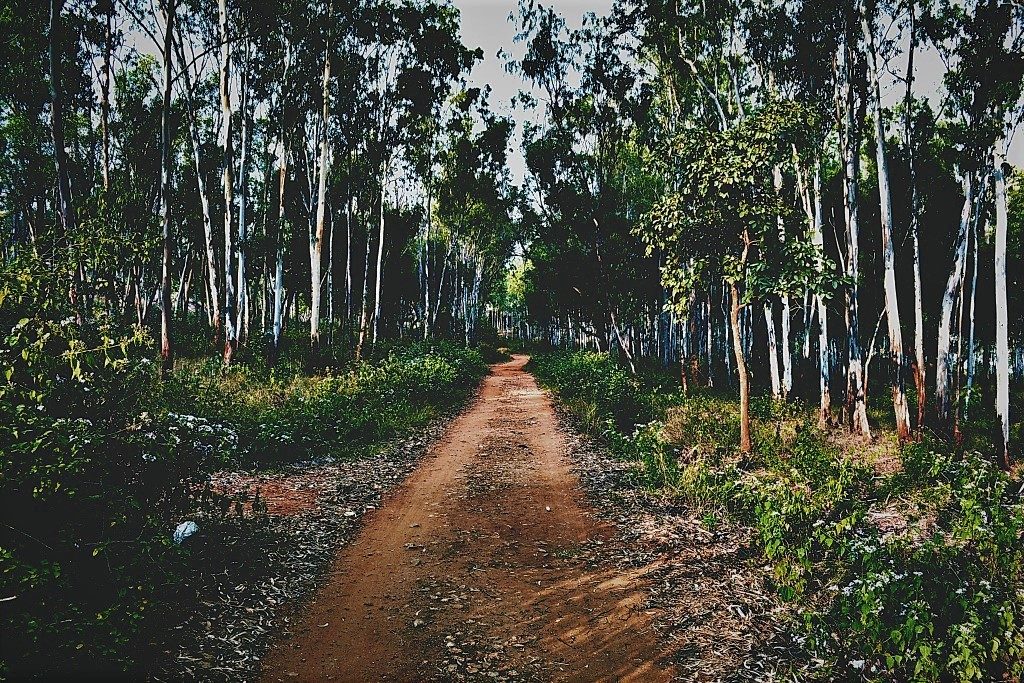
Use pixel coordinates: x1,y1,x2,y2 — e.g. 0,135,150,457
841,42,871,437
813,159,831,427
764,301,782,399
236,39,251,344
158,0,176,377
865,15,912,441
272,37,291,361
423,174,432,339
904,0,926,436
771,165,792,398
936,172,974,429
173,35,222,341
730,280,751,453
356,204,373,361
100,0,112,194
963,211,981,419
372,170,387,345
993,148,1011,467
345,166,353,327
309,44,331,361
219,0,237,364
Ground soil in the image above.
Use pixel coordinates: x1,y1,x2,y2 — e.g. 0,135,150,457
259,355,676,682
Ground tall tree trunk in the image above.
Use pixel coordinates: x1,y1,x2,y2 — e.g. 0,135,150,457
158,0,176,377
813,159,831,427
49,0,81,326
236,39,251,344
730,280,751,453
309,45,331,362
272,37,291,361
346,180,353,327
423,176,432,340
609,309,637,374
220,0,237,364
372,170,387,345
764,302,782,398
174,250,192,314
100,0,112,194
842,55,871,437
49,0,75,236
904,0,926,435
993,148,1011,467
963,213,981,418
865,15,912,441
936,172,974,429
174,36,222,341
327,204,335,341
356,207,373,361
771,165,792,398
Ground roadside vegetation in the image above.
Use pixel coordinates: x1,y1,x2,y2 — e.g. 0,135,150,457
531,350,1024,682
0,255,486,678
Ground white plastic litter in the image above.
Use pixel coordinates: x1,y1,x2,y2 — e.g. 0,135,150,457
173,520,199,544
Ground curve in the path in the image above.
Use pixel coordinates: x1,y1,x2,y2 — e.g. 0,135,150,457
260,355,674,683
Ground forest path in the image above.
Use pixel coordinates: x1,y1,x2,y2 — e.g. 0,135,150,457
260,355,675,683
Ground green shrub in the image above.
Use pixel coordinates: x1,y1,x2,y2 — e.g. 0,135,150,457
156,340,486,468
0,258,223,676
0,256,488,676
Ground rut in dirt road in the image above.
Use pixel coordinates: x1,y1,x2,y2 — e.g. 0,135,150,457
261,355,675,682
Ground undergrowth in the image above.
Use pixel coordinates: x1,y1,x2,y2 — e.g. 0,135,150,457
531,350,1024,682
0,255,487,678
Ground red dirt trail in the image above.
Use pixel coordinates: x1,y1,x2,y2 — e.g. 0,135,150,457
260,355,675,682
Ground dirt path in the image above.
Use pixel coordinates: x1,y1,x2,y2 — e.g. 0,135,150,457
260,355,675,682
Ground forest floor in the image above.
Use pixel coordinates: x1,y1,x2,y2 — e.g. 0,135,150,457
257,355,679,682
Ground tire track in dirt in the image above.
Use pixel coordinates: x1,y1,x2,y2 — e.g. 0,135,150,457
260,355,675,682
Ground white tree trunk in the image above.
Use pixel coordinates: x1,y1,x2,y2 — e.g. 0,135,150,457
219,0,236,364
158,0,176,375
964,214,981,417
865,16,912,440
936,173,974,427
309,45,331,356
345,172,353,325
771,165,792,398
372,172,387,344
764,302,782,398
813,159,831,427
272,115,288,355
842,60,870,437
184,100,220,339
993,150,1010,466
356,201,373,361
236,40,251,343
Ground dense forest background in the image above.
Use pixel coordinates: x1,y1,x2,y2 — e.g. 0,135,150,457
1,0,1023,678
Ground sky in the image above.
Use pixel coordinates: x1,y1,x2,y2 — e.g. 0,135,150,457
453,0,1022,180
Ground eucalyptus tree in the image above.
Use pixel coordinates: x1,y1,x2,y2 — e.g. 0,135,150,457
924,0,1024,437
514,4,661,372
862,0,912,440
433,89,518,344
158,0,177,375
338,0,477,354
639,102,831,452
48,0,77,240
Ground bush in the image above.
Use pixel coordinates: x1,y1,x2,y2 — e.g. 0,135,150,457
0,258,222,677
0,255,487,676
158,340,486,468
